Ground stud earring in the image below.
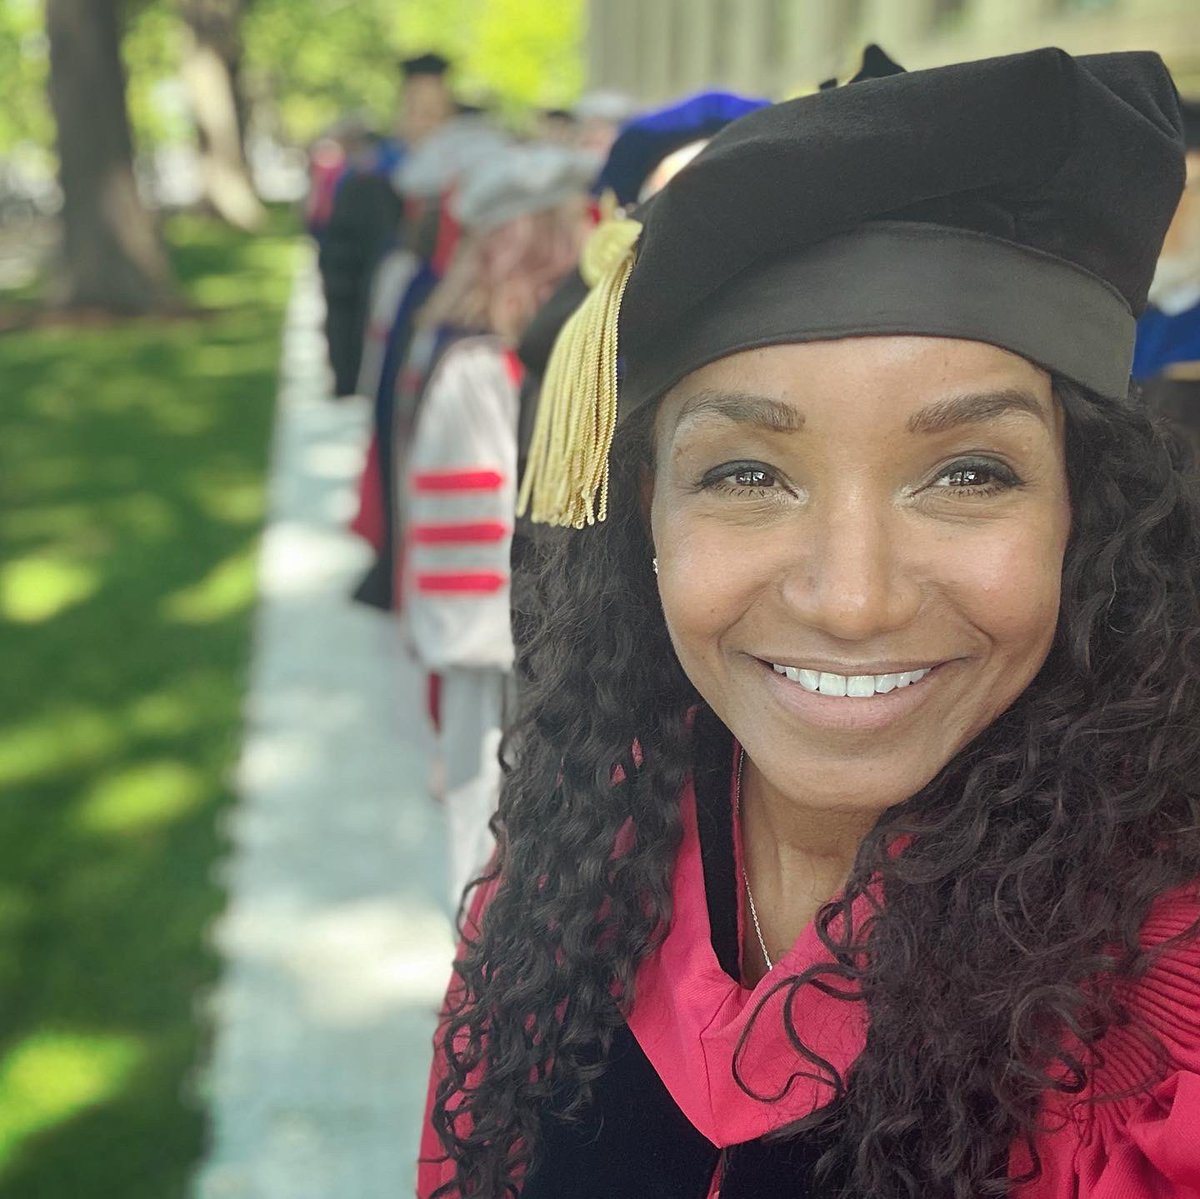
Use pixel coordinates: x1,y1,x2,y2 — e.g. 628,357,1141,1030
652,557,659,576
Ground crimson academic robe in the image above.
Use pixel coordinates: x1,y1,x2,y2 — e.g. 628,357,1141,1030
418,714,1200,1197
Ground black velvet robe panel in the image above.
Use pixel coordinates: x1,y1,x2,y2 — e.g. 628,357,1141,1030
520,711,841,1198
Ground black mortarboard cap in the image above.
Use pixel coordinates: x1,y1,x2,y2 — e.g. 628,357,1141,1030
401,51,451,77
819,43,905,90
620,49,1184,413
520,49,1186,528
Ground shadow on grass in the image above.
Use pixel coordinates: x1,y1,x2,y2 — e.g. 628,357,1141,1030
0,211,300,1198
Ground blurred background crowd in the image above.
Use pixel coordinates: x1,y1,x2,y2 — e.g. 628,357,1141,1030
2,1,1200,1197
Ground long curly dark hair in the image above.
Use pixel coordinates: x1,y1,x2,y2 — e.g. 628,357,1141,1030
429,376,1200,1199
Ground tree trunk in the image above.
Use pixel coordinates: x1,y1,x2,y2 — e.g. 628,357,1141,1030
180,0,265,231
45,0,174,313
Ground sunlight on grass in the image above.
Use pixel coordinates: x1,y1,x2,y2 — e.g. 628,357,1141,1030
188,274,264,309
0,887,33,939
2,504,93,543
144,396,220,437
124,690,199,739
0,555,100,624
189,341,276,379
23,378,76,422
161,547,259,625
74,760,208,836
0,1032,145,1172
0,708,123,788
191,476,266,527
104,492,178,540
4,457,83,498
0,209,295,1198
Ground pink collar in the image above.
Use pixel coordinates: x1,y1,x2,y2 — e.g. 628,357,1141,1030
625,774,869,1147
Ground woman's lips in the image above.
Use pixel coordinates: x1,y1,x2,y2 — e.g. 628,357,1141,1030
755,657,952,731
769,662,932,697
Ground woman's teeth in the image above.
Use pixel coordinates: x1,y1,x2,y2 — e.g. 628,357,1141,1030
770,664,932,696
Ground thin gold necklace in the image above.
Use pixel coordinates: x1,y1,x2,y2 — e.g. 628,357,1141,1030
734,750,774,972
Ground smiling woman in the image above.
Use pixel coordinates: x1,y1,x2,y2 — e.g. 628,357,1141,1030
652,338,1070,883
418,49,1200,1199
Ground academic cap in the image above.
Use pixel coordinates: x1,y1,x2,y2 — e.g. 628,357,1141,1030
516,93,769,382
573,90,640,124
519,57,901,381
452,145,599,231
393,116,511,199
518,48,1186,528
400,52,451,77
594,90,771,207
819,43,905,90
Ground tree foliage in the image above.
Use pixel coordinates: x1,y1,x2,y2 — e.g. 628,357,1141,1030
0,0,185,157
470,0,585,114
0,0,586,159
242,0,586,143
0,0,52,154
123,0,193,148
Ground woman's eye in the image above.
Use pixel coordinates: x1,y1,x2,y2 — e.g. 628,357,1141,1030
730,467,775,488
943,466,992,487
700,462,781,492
931,459,1020,493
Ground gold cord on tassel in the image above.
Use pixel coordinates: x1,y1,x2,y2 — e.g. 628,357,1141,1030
517,214,642,528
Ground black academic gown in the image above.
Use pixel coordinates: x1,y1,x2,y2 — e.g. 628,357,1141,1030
317,171,405,397
520,711,842,1198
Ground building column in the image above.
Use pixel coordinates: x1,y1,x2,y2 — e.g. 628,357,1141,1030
586,0,609,91
641,0,677,102
610,0,642,96
972,0,1046,50
675,0,718,95
783,0,845,92
866,0,937,59
728,0,771,94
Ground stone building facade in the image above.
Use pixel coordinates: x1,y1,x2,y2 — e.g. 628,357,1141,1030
586,0,1200,102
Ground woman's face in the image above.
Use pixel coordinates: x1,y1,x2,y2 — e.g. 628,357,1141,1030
649,336,1071,814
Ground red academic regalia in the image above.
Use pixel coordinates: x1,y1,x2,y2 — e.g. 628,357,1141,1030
417,728,1200,1198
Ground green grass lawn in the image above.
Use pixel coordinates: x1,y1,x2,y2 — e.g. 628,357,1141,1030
0,212,299,1197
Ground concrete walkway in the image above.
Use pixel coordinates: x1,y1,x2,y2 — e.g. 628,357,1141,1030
192,254,454,1199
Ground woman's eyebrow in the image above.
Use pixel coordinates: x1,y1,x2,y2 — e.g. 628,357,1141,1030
674,389,805,433
907,388,1048,435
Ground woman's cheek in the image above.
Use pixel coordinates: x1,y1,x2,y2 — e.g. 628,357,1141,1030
660,515,780,644
950,522,1066,649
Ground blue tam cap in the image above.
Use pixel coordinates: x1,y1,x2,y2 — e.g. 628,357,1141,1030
594,91,770,206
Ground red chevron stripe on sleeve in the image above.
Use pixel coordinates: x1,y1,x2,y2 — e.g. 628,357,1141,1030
410,469,505,492
414,572,507,594
410,522,511,544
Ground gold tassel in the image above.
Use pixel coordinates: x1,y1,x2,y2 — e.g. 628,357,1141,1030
517,214,643,528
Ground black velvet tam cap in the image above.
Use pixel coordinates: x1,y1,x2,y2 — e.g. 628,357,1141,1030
519,49,1185,527
400,52,451,77
819,43,905,90
518,46,905,384
619,49,1185,411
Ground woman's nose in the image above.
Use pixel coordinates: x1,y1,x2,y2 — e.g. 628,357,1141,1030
778,491,923,643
